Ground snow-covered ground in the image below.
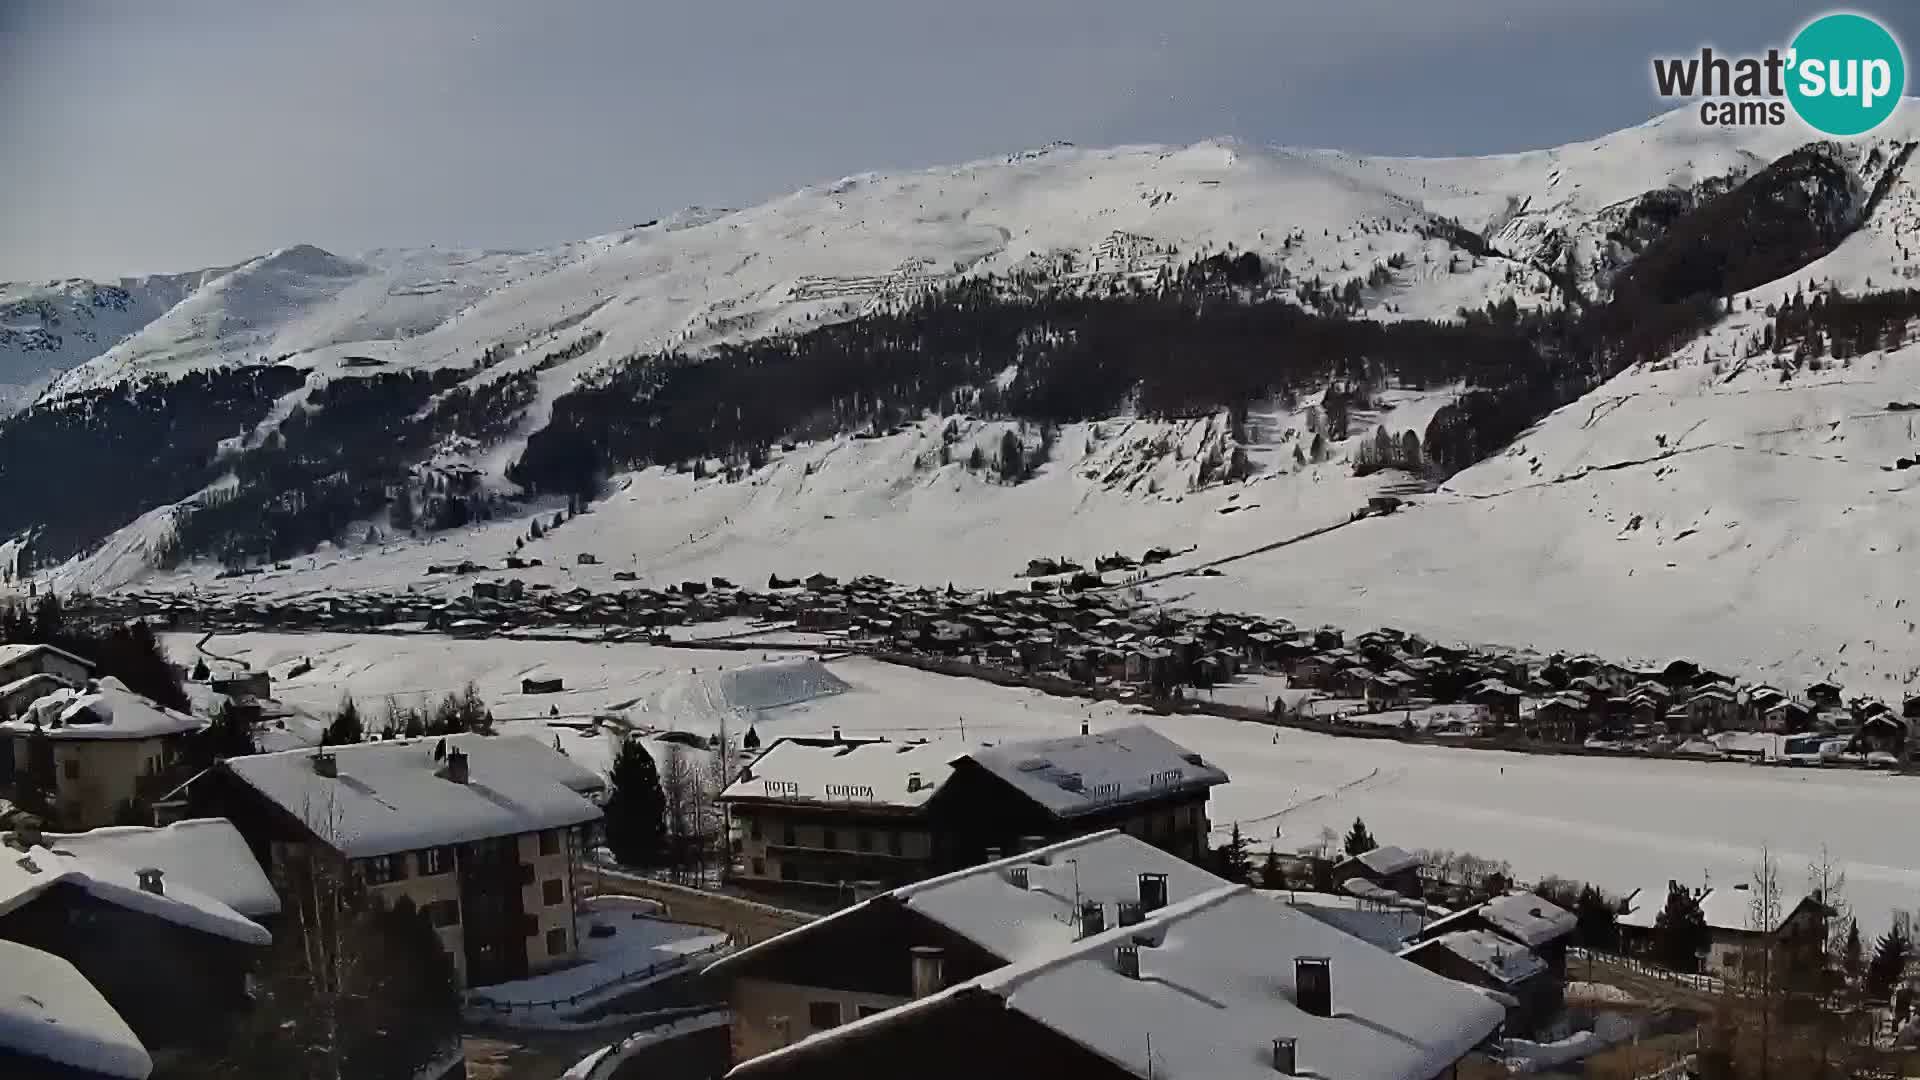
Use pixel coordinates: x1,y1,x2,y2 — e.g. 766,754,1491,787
465,896,725,1015
165,630,1920,936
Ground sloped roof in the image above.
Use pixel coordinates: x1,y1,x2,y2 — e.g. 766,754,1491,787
719,738,956,810
1402,928,1547,987
43,818,279,919
0,940,150,1079
1454,891,1574,948
1341,845,1422,877
222,733,604,858
0,643,96,674
0,841,269,945
0,677,204,741
963,725,1227,819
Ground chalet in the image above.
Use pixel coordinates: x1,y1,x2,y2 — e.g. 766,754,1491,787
708,832,1504,1080
721,726,1227,896
2,941,152,1080
1807,681,1843,709
0,673,70,720
1465,679,1523,726
1530,693,1591,743
1400,929,1555,1035
0,823,270,1056
521,676,566,695
1409,891,1575,977
1332,845,1424,899
1619,882,1830,981
1684,685,1741,733
38,818,281,922
1763,698,1814,734
194,735,604,988
0,644,95,689
1858,712,1910,759
1365,670,1419,710
0,679,206,830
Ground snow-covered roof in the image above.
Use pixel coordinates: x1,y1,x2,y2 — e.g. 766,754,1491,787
894,830,1225,961
719,738,956,809
1343,844,1422,877
963,725,1227,819
0,940,151,1079
0,841,270,945
0,677,204,741
982,887,1504,1080
1402,929,1547,987
1439,891,1575,948
0,643,96,674
1619,883,1811,934
1277,890,1436,951
43,818,279,919
222,733,604,858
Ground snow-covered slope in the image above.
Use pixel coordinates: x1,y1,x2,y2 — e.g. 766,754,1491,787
1156,151,1920,694
0,266,228,412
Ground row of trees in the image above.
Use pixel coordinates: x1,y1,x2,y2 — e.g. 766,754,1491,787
603,721,739,884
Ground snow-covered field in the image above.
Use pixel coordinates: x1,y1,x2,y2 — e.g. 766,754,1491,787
171,630,1920,936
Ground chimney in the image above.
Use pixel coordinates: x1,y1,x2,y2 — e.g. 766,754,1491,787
832,725,843,743
1115,943,1141,979
906,772,922,793
1270,1037,1298,1074
1006,866,1030,890
910,946,946,998
1138,872,1169,912
1295,957,1332,1017
1117,900,1144,927
312,751,338,778
1081,719,1089,735
445,747,470,784
135,867,165,895
984,847,1002,864
1081,900,1106,937
1020,835,1046,855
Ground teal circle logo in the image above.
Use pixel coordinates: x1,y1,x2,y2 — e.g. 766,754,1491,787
1787,13,1906,136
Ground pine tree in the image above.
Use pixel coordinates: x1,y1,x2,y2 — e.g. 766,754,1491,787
1575,883,1619,952
605,739,667,867
742,725,761,750
1866,922,1911,1001
1653,882,1711,972
1215,823,1251,883
1262,848,1283,888
324,694,364,745
1343,817,1377,857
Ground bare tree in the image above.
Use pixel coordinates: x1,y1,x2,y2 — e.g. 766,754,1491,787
661,743,697,884
703,713,736,883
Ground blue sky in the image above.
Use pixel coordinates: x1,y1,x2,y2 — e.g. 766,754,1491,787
3,1,1915,280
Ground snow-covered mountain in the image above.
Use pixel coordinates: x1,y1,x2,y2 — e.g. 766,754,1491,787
14,104,1920,693
0,266,232,413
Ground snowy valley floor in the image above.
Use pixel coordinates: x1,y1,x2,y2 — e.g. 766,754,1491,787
171,631,1920,935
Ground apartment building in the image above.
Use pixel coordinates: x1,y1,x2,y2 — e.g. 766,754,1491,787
720,724,1226,895
202,733,605,988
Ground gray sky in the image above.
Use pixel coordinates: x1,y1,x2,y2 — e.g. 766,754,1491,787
4,0,1915,281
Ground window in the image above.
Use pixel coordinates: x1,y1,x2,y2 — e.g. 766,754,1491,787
546,928,568,956
748,816,762,841
856,830,873,852
888,831,904,857
538,830,561,856
363,854,406,885
821,828,838,850
856,1004,886,1020
752,857,765,876
808,1001,842,1030
543,879,565,906
780,860,796,881
63,759,79,781
518,862,535,886
422,846,455,875
782,823,797,846
429,900,461,927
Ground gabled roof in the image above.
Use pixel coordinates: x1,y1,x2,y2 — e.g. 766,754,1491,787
1339,845,1422,878
962,725,1227,819
43,819,278,919
719,738,956,810
1401,928,1546,987
222,733,603,858
0,643,97,674
0,941,150,1079
0,678,204,741
0,841,269,946
1416,891,1575,949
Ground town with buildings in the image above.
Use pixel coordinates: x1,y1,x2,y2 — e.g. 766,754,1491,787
1,588,1914,1080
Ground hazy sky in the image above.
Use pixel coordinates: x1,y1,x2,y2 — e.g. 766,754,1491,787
4,1,1915,281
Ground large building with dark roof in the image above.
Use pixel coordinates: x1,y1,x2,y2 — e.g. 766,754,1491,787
718,725,1226,895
